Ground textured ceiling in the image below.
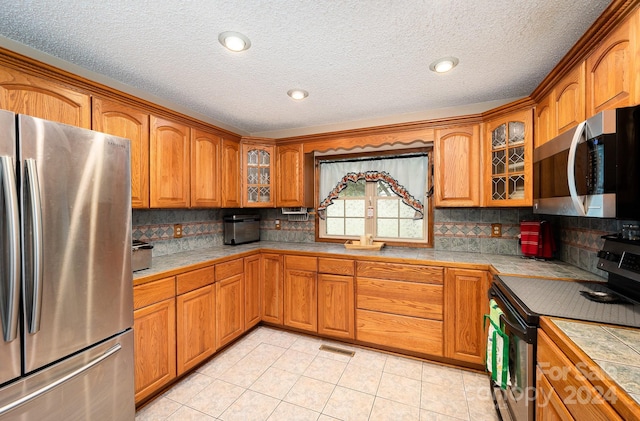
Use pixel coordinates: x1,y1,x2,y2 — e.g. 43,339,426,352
0,1,610,137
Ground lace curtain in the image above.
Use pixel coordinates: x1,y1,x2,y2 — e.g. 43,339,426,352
318,154,428,218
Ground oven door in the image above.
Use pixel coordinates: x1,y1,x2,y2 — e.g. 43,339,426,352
489,285,536,421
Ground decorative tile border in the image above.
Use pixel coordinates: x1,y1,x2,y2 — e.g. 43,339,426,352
133,221,223,242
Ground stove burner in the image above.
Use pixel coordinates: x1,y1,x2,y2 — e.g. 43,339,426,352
580,290,632,304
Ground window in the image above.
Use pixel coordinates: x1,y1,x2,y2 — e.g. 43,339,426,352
317,151,431,245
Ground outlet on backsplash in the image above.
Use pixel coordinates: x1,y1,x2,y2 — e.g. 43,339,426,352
491,223,502,237
275,219,281,230
173,224,183,238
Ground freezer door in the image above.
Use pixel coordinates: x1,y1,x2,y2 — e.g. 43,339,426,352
0,109,21,385
0,329,134,421
18,115,133,373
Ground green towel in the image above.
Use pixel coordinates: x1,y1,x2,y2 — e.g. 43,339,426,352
485,299,509,389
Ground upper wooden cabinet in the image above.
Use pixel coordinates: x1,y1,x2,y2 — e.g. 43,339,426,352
276,144,314,208
150,116,190,208
535,63,586,148
433,124,481,207
242,143,275,207
484,108,533,207
191,128,221,208
0,64,91,128
586,11,639,117
92,97,150,208
221,138,242,208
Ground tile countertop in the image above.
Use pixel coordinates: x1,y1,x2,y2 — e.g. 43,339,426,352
132,241,605,283
551,318,640,406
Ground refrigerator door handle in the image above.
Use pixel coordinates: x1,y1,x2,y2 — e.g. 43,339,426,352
25,158,44,334
0,155,20,342
0,343,122,416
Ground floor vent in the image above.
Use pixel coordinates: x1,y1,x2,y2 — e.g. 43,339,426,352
319,345,355,357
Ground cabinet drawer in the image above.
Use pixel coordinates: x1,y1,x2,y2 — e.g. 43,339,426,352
284,255,317,272
215,258,243,281
357,278,443,320
318,258,354,276
134,277,175,310
537,330,622,421
356,261,443,284
356,309,442,356
176,266,215,295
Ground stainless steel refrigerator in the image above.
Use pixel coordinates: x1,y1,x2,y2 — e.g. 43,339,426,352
0,110,134,420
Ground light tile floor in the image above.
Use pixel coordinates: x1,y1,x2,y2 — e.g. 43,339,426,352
135,327,500,421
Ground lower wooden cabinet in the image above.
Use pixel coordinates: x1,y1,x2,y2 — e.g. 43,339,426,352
536,367,574,421
176,285,215,375
133,276,176,404
215,259,245,348
355,261,444,357
356,309,443,355
262,253,284,324
244,255,262,330
537,328,623,420
284,256,318,332
443,268,489,365
317,273,354,339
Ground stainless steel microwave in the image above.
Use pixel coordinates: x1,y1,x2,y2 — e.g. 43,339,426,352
533,105,639,219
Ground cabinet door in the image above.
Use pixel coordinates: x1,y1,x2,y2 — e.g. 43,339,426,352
586,13,637,116
318,274,354,339
262,253,284,325
244,254,261,330
443,268,488,366
221,138,242,208
191,128,221,208
555,62,586,135
242,143,275,207
276,144,313,207
534,93,555,148
92,97,150,208
133,298,176,404
433,125,481,207
216,273,244,348
176,285,216,375
150,116,190,208
484,108,532,207
0,64,91,128
284,268,317,332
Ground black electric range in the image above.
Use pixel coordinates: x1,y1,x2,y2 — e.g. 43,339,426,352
489,235,640,421
494,235,640,328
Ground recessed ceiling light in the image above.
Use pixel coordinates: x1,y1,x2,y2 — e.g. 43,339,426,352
218,31,251,52
287,89,309,100
429,57,459,73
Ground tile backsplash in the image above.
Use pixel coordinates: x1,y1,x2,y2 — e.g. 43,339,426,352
432,208,533,255
132,207,637,278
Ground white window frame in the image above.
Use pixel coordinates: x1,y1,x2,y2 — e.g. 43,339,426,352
316,151,432,246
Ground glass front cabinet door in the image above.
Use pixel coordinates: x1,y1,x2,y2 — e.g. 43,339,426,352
484,108,533,206
242,143,275,207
